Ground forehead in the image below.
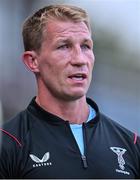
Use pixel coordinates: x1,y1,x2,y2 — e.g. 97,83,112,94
43,20,92,41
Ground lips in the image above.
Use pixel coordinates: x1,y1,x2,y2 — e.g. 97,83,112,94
68,73,87,81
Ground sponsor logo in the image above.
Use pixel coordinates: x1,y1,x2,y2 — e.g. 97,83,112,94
110,147,130,175
30,152,52,168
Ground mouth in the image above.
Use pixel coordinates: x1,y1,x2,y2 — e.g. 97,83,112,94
68,73,87,81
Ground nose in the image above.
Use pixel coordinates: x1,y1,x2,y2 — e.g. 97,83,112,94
70,46,88,67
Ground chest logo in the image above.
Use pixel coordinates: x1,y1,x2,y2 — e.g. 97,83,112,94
110,147,130,175
30,152,52,168
110,147,126,170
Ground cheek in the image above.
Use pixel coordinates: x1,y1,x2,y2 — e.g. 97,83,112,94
87,52,95,68
53,48,72,59
50,53,71,72
41,57,66,78
37,58,54,78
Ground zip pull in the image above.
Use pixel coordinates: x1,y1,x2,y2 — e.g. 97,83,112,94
81,155,88,168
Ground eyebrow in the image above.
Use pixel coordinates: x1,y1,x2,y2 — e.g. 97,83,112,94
56,38,93,44
83,39,93,45
56,39,70,44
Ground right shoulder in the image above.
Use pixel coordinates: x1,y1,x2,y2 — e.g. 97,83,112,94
0,109,33,147
0,110,32,178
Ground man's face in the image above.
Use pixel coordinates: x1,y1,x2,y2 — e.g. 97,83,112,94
36,20,95,101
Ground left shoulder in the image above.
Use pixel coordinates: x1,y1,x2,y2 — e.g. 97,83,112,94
100,113,140,146
86,97,140,147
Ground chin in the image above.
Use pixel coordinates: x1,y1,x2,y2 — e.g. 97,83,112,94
65,90,86,101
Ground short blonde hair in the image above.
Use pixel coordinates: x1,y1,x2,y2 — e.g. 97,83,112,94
22,4,91,52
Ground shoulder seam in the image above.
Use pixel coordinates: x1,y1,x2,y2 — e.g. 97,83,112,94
134,132,137,144
0,128,22,147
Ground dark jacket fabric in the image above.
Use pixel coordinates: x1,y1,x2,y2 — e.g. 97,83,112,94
0,97,140,179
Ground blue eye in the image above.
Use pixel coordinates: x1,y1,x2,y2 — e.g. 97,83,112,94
81,44,90,50
57,44,69,49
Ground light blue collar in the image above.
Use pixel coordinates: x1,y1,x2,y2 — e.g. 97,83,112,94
87,105,96,122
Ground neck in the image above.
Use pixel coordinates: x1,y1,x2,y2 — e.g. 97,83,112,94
36,93,89,124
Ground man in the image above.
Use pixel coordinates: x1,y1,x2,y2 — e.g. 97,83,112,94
0,4,139,179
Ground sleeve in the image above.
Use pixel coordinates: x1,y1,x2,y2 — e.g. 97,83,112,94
0,130,22,178
136,135,140,178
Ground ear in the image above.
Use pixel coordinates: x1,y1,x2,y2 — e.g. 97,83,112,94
22,51,39,73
